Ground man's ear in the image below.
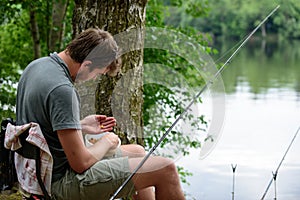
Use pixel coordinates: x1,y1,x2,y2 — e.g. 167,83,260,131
81,60,92,67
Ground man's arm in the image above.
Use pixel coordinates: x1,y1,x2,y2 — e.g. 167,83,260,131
57,129,119,173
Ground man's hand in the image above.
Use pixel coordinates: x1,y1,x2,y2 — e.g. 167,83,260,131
81,115,116,134
100,132,120,150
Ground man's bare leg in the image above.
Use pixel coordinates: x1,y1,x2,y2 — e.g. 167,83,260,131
128,156,185,200
120,144,146,158
120,145,155,199
132,188,155,200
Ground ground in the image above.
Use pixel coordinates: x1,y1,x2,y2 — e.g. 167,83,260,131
0,192,22,200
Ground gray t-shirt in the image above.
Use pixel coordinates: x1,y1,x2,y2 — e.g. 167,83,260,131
16,52,81,182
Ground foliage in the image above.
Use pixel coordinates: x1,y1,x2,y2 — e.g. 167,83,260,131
144,0,213,185
273,0,300,39
165,0,300,39
0,0,74,120
1,0,51,53
144,0,212,144
0,11,32,120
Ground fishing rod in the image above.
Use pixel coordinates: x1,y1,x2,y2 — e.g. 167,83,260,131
260,126,300,200
109,5,280,200
231,164,237,200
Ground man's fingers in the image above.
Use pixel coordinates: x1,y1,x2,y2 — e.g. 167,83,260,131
95,115,107,121
102,117,116,126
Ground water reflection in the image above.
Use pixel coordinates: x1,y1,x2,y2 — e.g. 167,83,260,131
216,39,300,98
178,39,300,200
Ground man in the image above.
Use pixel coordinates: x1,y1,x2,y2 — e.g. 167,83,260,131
16,28,185,200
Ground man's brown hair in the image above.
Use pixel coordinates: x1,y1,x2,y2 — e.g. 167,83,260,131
66,28,121,76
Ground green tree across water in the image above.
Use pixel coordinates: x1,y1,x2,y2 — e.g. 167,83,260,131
165,0,300,39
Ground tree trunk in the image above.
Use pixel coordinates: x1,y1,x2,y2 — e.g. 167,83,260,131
48,0,69,52
29,7,41,59
73,0,147,145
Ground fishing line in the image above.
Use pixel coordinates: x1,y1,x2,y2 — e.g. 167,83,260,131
109,5,280,200
260,125,300,200
213,34,245,65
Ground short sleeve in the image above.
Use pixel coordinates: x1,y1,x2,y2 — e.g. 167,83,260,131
47,84,81,131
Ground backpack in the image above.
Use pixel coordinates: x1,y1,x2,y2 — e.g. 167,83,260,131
0,118,18,192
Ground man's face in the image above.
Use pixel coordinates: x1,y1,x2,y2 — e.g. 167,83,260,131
75,61,109,83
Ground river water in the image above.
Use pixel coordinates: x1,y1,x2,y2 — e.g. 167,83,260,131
178,39,300,200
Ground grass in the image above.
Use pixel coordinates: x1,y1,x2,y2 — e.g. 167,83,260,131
0,191,22,200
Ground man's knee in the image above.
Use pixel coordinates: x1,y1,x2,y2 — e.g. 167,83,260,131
150,157,179,179
163,162,179,178
133,144,146,155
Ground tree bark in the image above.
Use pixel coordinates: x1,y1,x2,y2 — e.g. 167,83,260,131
73,0,147,145
29,7,41,59
49,0,69,52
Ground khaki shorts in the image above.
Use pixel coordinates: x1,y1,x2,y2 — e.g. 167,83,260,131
51,149,135,200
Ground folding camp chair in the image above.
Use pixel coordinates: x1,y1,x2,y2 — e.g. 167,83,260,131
1,118,51,200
